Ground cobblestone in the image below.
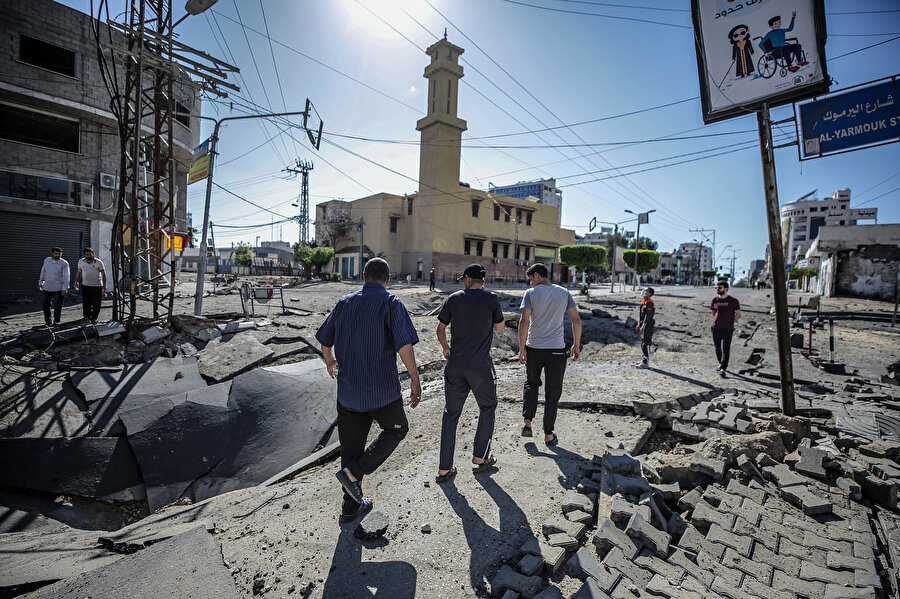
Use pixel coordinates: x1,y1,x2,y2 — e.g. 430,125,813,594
490,564,543,598
722,547,773,584
854,570,882,590
601,546,653,588
703,485,744,510
697,550,743,588
711,575,755,599
521,536,566,574
602,449,641,475
626,512,670,558
563,489,595,515
533,587,564,599
734,518,779,552
763,464,809,488
822,584,876,599
773,568,826,599
726,478,767,505
633,548,685,583
542,513,585,539
567,509,594,525
691,453,726,480
613,473,652,496
592,518,642,560
571,578,612,599
610,495,650,525
692,500,737,531
778,537,828,563
800,562,855,586
741,575,795,599
646,574,703,599
796,447,828,479
706,523,753,557
780,485,833,515
678,524,726,560
826,551,875,572
566,546,621,593
753,543,799,576
678,487,703,513
517,553,544,576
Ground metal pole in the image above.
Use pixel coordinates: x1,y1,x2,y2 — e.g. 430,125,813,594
358,217,364,280
194,123,220,316
633,218,641,291
610,223,617,293
757,104,795,416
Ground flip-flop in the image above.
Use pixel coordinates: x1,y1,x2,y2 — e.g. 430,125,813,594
435,467,457,484
472,455,497,474
545,433,559,446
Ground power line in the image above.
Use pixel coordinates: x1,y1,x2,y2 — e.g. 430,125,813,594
497,0,692,29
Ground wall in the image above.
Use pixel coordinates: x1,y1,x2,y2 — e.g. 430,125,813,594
834,245,899,300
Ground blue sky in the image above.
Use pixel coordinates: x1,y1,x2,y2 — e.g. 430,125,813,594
61,0,900,276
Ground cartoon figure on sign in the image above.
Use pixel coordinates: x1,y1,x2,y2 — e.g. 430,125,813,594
759,11,808,73
727,23,754,78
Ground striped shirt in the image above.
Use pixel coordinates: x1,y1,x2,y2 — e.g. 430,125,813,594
315,282,419,412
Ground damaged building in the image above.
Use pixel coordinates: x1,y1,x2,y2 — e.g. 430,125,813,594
805,224,900,300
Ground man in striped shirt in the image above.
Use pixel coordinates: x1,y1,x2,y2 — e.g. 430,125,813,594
315,258,422,522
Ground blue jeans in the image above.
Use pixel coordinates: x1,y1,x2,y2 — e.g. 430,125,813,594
42,290,64,323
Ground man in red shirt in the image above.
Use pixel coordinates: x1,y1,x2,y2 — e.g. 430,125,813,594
710,281,741,378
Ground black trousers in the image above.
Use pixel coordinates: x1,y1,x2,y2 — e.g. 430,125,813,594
439,360,497,471
41,290,64,323
712,327,735,369
641,325,654,363
81,285,102,321
522,346,568,434
337,398,408,512
429,279,435,291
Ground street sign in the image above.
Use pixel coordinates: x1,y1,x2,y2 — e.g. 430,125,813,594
600,226,613,234
825,207,878,221
588,216,597,232
785,264,793,275
799,78,899,158
638,212,649,225
188,154,211,184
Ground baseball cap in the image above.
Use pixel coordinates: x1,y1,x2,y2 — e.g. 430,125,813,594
456,263,486,281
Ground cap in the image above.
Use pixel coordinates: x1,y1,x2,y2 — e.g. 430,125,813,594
456,263,486,281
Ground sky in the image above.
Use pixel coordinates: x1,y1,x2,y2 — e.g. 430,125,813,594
61,0,900,277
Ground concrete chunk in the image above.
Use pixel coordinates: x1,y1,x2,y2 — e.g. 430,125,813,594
355,511,389,539
517,553,544,576
690,453,726,480
490,565,543,598
613,473,651,496
780,485,833,515
796,446,828,479
763,463,808,488
196,331,275,383
572,578,613,599
520,536,566,574
737,453,765,483
566,546,621,592
610,495,650,525
625,512,670,558
719,405,748,430
546,532,578,550
592,518,642,560
562,489,595,514
602,449,641,475
542,513,584,539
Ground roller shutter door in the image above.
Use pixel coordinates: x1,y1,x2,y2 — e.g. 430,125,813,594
0,212,91,294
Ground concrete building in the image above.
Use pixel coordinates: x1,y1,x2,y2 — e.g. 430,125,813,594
489,179,562,223
316,36,574,283
805,224,900,300
678,242,713,271
0,0,199,295
779,188,880,264
748,259,767,284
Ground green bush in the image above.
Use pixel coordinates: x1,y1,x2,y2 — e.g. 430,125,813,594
622,250,660,273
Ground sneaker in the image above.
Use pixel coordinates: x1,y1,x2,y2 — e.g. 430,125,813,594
44,320,52,326
339,498,373,523
635,362,649,369
336,469,363,504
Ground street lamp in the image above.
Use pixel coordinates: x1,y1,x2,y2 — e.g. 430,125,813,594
590,216,636,293
624,209,655,290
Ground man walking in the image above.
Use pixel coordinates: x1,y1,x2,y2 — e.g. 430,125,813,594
315,258,422,523
711,280,741,378
429,267,436,292
434,264,505,483
519,263,581,445
635,287,655,369
74,248,106,324
38,247,69,326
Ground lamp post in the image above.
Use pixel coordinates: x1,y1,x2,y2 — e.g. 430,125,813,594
193,110,314,316
591,217,636,293
624,209,655,290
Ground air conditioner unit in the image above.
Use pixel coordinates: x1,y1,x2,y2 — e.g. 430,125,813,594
99,172,118,189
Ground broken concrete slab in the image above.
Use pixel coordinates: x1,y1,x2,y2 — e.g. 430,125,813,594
632,398,670,420
0,374,89,439
696,431,786,467
70,357,208,435
98,519,215,554
0,437,144,501
139,326,169,344
690,453,726,481
196,331,275,383
24,526,239,599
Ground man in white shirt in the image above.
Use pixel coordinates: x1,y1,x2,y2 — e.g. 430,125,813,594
518,262,581,445
74,247,106,324
38,247,70,326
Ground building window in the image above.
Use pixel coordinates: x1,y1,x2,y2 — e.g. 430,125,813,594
476,241,483,256
840,204,847,209
389,217,398,233
494,204,500,221
472,200,479,217
0,102,79,153
526,211,532,226
407,197,413,215
174,100,191,128
464,239,471,255
19,34,76,78
524,247,531,261
809,207,817,212
503,244,509,259
516,245,521,260
0,170,92,207
503,206,511,223
492,242,498,257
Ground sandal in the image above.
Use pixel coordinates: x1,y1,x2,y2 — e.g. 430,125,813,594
545,433,558,446
435,467,457,484
472,455,497,474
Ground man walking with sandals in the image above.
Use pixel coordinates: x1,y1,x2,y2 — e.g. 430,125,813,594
434,263,505,483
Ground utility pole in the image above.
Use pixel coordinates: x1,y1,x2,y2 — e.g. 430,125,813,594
625,209,655,290
730,249,739,283
357,217,365,280
285,159,314,246
757,104,795,416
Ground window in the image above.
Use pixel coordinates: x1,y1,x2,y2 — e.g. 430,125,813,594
809,207,817,212
516,245,521,260
472,200,479,217
389,217,398,233
840,204,847,209
526,211,532,226
407,197,413,215
524,247,531,261
476,241,483,256
503,244,509,259
503,206,511,223
19,34,76,78
464,239,471,255
174,100,191,128
494,204,500,221
0,102,79,153
492,242,498,257
0,170,92,207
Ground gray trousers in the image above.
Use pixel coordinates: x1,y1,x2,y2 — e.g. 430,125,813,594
439,360,497,471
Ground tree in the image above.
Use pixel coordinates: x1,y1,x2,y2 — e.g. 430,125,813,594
318,204,354,249
186,226,198,249
309,246,334,277
293,242,314,277
700,268,717,285
628,236,658,251
233,242,253,267
622,249,660,273
790,267,819,280
560,245,607,285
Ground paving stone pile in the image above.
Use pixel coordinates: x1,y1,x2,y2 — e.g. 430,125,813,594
487,433,895,599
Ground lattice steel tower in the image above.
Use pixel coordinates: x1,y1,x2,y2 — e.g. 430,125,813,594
286,159,314,245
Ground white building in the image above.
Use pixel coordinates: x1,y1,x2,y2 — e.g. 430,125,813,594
489,179,563,223
779,188,877,264
805,224,900,300
678,242,713,272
